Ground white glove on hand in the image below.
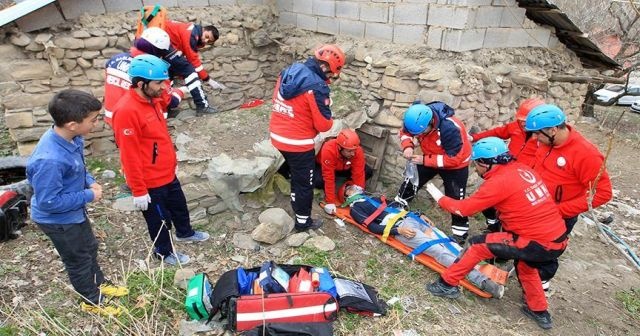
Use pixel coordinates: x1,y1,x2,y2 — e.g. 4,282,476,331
208,79,227,90
133,194,151,211
324,203,337,215
425,183,444,202
467,133,474,142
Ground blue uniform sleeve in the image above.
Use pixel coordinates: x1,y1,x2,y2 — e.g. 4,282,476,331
85,171,96,187
439,120,464,157
312,83,332,120
28,159,93,214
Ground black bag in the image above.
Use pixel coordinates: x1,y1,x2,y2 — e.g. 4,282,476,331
0,191,27,242
334,278,388,316
242,322,334,336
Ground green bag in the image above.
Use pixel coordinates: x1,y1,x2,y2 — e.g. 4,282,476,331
185,273,213,320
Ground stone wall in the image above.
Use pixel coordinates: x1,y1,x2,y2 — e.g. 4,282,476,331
275,0,560,51
0,3,287,156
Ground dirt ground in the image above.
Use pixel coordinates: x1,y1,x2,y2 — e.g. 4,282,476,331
0,104,639,335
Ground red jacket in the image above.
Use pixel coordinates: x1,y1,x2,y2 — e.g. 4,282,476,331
439,162,566,242
164,21,209,81
532,126,613,218
112,89,181,196
269,60,333,153
399,115,471,169
316,139,366,204
103,52,132,127
471,121,538,167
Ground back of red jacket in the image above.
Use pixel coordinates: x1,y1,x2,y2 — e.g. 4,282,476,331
532,126,612,218
439,162,566,242
164,20,208,80
112,90,177,196
471,121,537,167
316,139,366,204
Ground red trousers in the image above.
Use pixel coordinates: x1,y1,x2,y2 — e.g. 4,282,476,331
441,232,567,311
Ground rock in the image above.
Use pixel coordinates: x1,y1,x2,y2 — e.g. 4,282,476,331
10,33,31,47
234,60,258,72
112,196,137,212
367,100,382,118
84,37,109,51
174,268,196,290
549,85,565,98
72,30,92,38
4,112,34,129
302,236,336,251
250,30,271,47
231,255,246,263
373,109,403,128
381,76,419,94
5,60,53,81
232,232,260,251
252,208,294,243
54,37,85,49
101,170,116,179
9,126,49,142
286,232,310,247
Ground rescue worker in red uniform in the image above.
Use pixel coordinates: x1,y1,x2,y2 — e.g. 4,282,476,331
470,98,544,232
269,44,346,231
164,21,226,91
314,129,372,214
425,137,568,330
397,101,472,244
525,104,613,291
112,55,209,266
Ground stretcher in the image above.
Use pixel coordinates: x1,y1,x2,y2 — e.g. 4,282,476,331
324,203,508,298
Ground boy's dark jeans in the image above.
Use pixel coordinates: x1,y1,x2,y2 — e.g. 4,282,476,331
37,219,103,304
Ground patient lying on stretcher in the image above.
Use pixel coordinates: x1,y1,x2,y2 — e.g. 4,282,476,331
341,184,504,298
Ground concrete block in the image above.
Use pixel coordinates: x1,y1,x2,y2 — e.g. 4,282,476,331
528,27,551,48
506,28,529,47
318,17,339,35
474,6,503,28
336,1,359,20
441,28,485,52
548,35,561,49
500,6,526,28
404,0,437,3
426,26,444,48
313,0,335,17
143,0,178,7
446,0,492,5
339,19,365,38
492,0,516,6
297,14,318,31
393,4,428,25
393,24,425,45
293,0,313,15
178,0,210,6
365,22,393,41
275,0,294,11
278,11,297,25
428,5,475,29
237,0,265,5
16,3,65,32
360,3,388,23
103,0,142,12
58,0,105,19
483,27,509,48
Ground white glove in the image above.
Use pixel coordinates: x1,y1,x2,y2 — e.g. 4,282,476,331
324,203,337,215
133,194,151,211
467,133,474,142
425,183,444,202
208,79,227,90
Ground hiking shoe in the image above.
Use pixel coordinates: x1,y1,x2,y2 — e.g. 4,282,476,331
99,281,129,297
521,306,553,330
295,218,324,232
483,220,501,233
481,280,505,299
426,278,461,299
175,231,210,243
80,302,123,317
196,106,218,115
156,251,190,266
541,279,550,291
451,233,468,247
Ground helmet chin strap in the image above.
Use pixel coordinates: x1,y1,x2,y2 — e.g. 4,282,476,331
538,129,556,145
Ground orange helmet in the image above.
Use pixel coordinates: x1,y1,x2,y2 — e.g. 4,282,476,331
337,181,354,204
516,98,545,121
315,44,345,75
336,129,360,150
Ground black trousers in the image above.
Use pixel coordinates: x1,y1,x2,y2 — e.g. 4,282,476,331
535,216,578,282
279,149,316,229
312,164,374,189
398,164,469,236
142,177,194,256
37,219,104,304
166,51,209,109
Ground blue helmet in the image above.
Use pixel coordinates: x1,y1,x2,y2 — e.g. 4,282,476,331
471,137,509,161
128,54,169,81
524,104,566,131
403,104,433,135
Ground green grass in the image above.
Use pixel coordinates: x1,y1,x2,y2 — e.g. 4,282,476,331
616,288,640,319
86,157,126,185
296,246,331,268
122,268,182,322
0,325,19,336
0,265,20,277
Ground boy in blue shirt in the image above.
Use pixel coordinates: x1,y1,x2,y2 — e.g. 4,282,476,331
27,89,128,316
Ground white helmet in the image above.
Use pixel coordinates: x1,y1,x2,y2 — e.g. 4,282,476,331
140,27,170,50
